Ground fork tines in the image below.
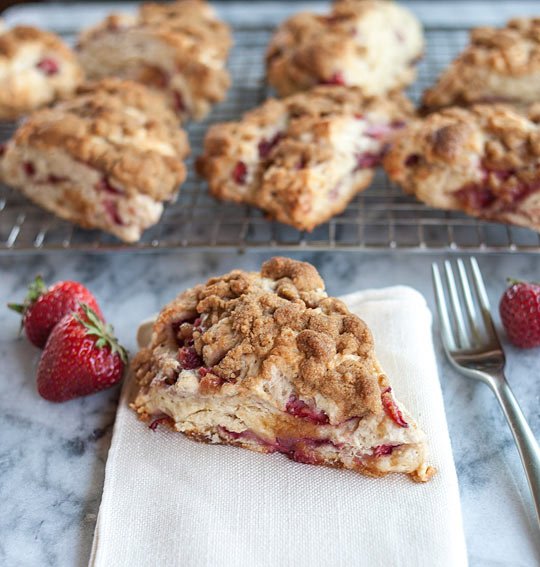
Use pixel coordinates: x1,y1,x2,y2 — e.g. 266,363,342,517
431,257,501,352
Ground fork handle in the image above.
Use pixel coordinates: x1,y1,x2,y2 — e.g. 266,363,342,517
491,377,540,527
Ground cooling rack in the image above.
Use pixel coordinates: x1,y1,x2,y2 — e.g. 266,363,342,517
1,21,539,253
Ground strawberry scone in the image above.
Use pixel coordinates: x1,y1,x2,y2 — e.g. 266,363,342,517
132,257,435,482
77,0,232,121
0,25,83,120
384,105,540,232
266,0,423,98
422,18,540,113
197,86,413,231
0,79,190,242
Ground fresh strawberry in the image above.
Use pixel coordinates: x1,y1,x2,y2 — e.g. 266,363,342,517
499,279,540,348
8,276,102,348
37,304,127,402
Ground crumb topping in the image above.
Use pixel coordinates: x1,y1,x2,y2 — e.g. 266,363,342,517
134,257,387,422
5,78,189,201
384,104,540,228
422,18,540,111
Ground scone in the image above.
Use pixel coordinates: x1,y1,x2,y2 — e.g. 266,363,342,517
0,79,190,242
0,25,83,120
422,18,540,113
77,0,232,121
383,105,540,232
132,257,435,482
266,0,423,97
197,86,413,231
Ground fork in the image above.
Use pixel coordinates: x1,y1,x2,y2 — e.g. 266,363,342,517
432,257,540,528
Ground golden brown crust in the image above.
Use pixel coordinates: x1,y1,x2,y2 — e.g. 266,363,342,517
422,18,540,112
77,0,232,120
0,26,73,59
384,104,540,232
7,79,189,201
0,79,190,241
197,86,414,230
0,26,83,120
266,0,423,97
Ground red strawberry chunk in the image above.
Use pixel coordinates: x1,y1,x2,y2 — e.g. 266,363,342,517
103,200,124,226
285,395,329,424
48,174,68,183
381,387,408,428
0,143,6,157
322,71,346,86
173,90,185,113
355,152,380,170
405,154,421,167
36,57,60,76
373,444,398,457
178,346,203,370
232,161,248,184
24,162,36,176
258,133,282,159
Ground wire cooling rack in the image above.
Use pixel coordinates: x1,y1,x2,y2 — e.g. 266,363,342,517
1,23,539,253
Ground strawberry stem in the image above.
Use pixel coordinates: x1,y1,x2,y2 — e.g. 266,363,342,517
7,275,47,317
75,303,128,364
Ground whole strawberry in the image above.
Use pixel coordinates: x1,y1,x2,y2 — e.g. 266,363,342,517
499,279,540,348
8,276,102,348
37,304,127,402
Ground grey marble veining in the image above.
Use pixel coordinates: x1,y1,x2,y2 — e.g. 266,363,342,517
0,251,539,567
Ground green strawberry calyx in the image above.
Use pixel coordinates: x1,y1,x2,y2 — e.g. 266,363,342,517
75,303,128,364
506,278,540,287
7,275,48,316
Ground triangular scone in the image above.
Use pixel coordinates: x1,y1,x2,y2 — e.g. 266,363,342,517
131,257,434,482
422,18,540,113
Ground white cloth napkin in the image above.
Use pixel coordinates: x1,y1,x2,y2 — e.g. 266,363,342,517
89,286,467,567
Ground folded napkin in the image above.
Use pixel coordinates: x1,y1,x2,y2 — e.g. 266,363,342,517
89,286,467,567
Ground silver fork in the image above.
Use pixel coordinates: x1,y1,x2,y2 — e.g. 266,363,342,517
432,257,540,528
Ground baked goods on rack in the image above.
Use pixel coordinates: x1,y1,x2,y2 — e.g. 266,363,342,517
77,0,232,121
132,257,435,482
266,0,423,97
0,25,83,120
0,79,190,242
197,86,413,231
383,104,540,232
422,18,540,113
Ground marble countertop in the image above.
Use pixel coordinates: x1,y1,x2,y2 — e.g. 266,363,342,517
0,251,538,566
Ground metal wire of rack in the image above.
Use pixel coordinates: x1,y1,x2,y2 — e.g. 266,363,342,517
1,23,539,253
